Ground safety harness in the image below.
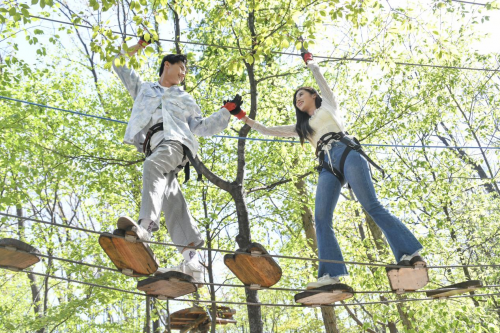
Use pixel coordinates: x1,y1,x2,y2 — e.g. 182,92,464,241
143,122,202,183
315,132,385,186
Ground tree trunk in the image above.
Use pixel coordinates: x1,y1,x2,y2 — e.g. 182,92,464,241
362,209,412,331
152,299,160,333
231,188,263,333
169,2,185,90
145,297,151,333
206,229,217,333
294,179,339,333
17,206,45,333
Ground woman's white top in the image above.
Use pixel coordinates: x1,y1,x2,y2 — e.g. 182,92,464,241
250,60,345,149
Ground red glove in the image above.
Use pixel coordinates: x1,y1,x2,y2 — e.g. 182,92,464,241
223,94,246,119
139,35,151,48
301,52,313,64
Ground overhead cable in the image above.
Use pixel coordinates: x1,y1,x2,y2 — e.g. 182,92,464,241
27,15,500,73
2,96,500,151
451,0,487,5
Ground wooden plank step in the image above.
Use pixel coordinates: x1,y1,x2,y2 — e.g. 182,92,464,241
98,228,158,277
386,265,429,293
0,238,40,271
137,271,197,299
295,284,354,306
166,306,237,333
206,305,236,317
426,280,483,298
224,242,282,288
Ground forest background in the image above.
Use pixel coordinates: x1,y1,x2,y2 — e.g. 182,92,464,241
1,0,500,332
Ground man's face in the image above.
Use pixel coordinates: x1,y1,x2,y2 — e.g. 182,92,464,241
162,61,186,87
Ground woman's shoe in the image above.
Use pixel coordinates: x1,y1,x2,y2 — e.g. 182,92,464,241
409,255,426,268
306,274,340,290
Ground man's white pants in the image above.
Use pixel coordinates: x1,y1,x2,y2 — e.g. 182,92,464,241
138,140,204,252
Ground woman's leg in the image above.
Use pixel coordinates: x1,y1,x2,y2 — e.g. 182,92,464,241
315,167,348,278
343,151,423,262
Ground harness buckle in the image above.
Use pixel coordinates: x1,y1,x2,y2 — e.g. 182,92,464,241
331,132,343,141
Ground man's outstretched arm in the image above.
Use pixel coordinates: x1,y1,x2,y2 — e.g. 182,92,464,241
188,94,249,137
188,102,231,137
112,40,148,100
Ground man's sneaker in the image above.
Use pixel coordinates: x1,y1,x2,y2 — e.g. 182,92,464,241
306,274,340,290
116,216,151,241
156,260,204,284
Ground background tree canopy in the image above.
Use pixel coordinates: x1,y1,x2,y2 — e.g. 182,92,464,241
1,0,500,332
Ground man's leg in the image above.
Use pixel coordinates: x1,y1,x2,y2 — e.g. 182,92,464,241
157,172,204,281
136,142,185,234
161,172,204,251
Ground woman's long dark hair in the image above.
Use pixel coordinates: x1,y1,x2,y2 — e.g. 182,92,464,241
293,87,322,145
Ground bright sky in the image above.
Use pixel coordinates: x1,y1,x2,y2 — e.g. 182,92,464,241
472,6,500,53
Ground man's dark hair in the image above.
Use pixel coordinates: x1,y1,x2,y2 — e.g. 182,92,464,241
159,54,188,77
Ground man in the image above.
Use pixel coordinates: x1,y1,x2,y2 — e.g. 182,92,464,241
112,36,245,281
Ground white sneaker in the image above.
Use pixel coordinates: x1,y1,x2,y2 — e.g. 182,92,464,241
116,216,151,241
306,274,340,290
156,260,204,284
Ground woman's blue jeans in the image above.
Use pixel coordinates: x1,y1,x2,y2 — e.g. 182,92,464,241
315,141,423,278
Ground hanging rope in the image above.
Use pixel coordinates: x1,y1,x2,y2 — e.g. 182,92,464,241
2,96,500,151
25,251,500,295
2,212,500,270
7,270,500,308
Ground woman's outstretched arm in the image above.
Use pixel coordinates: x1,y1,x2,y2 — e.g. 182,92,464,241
241,116,298,138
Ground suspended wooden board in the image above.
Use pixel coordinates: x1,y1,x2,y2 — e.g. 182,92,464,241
426,280,482,298
137,271,197,299
167,306,237,333
99,227,158,277
386,264,429,293
224,242,282,288
0,238,41,271
294,284,354,306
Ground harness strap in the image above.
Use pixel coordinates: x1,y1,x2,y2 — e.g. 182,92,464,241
184,148,203,182
338,136,385,178
316,132,385,186
143,122,202,183
143,122,164,157
317,154,346,186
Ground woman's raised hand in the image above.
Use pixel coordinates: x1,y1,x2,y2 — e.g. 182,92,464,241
301,52,313,64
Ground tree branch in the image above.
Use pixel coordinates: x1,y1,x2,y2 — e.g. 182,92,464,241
247,171,313,193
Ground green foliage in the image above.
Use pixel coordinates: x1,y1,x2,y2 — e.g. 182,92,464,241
1,0,500,332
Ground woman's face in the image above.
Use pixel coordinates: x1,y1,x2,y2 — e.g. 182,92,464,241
295,89,317,113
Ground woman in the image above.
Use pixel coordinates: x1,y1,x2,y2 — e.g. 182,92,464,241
239,52,425,290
